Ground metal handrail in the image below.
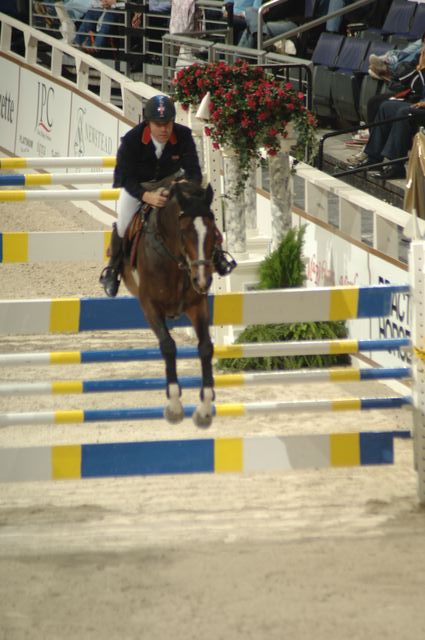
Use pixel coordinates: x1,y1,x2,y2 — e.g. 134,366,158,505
259,0,375,49
315,114,414,175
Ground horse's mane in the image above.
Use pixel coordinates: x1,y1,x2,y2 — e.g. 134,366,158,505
169,180,205,201
169,180,214,220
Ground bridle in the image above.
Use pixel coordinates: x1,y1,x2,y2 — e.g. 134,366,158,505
178,211,214,274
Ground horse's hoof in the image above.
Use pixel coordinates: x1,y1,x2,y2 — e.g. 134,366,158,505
192,410,212,429
164,405,184,424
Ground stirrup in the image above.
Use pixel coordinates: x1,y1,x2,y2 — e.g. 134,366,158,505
213,249,237,276
99,266,121,298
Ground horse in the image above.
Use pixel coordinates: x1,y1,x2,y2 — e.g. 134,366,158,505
122,179,216,428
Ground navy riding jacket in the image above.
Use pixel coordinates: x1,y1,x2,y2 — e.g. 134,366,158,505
113,122,202,200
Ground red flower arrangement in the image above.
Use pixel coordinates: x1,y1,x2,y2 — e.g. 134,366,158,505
172,61,318,194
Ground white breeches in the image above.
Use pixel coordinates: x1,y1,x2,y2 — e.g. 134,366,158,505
116,188,142,237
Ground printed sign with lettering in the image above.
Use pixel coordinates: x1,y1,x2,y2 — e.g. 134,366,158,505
0,58,19,152
16,68,71,158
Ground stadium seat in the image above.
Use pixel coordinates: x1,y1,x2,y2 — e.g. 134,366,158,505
364,0,417,40
406,2,425,40
330,37,371,123
312,32,345,120
358,40,395,123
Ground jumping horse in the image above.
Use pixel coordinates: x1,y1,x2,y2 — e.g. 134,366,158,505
122,178,216,428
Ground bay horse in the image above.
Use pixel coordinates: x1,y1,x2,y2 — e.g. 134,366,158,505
122,179,216,428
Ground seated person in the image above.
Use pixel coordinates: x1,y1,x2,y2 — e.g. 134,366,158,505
74,0,124,51
368,37,424,83
238,0,305,49
222,0,261,45
348,97,425,179
33,0,91,30
238,0,329,51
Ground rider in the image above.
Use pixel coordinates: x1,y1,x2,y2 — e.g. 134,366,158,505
100,94,236,297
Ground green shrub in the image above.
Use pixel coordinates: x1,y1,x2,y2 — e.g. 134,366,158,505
217,226,350,371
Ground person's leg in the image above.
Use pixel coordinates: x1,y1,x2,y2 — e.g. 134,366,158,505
363,99,405,163
326,0,345,33
93,10,123,49
74,9,100,46
100,189,141,297
366,92,394,124
264,19,297,40
381,103,416,166
384,39,422,71
232,15,247,45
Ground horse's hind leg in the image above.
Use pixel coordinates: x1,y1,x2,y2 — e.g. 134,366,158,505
187,305,214,429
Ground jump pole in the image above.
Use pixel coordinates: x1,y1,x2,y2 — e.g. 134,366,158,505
0,367,412,396
0,156,116,169
0,230,112,264
0,432,411,483
0,172,114,186
0,396,411,427
0,338,411,367
0,284,410,335
410,240,425,503
0,188,120,201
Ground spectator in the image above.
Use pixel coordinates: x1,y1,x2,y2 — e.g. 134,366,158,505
325,0,356,34
238,0,329,51
238,0,305,49
368,39,423,83
222,0,262,45
74,0,125,51
132,0,171,58
33,0,91,31
348,87,425,179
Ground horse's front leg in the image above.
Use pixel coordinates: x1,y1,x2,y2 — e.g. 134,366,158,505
187,303,215,429
143,303,184,424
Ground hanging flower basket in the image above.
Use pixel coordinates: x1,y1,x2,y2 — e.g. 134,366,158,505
172,60,318,195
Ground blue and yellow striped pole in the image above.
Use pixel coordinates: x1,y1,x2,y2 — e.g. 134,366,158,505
0,156,116,169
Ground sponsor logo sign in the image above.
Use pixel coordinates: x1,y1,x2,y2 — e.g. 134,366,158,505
69,95,119,159
0,57,19,152
16,69,71,158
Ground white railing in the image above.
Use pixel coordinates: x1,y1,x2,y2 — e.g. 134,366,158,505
0,11,158,123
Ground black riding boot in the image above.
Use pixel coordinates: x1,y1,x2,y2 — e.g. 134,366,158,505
99,223,123,297
213,245,237,276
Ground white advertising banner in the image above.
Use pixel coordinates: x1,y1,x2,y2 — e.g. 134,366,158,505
118,119,134,150
0,56,19,153
69,94,119,159
16,68,71,158
294,214,409,368
369,257,410,368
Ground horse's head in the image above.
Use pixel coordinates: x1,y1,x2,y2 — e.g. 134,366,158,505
171,181,215,295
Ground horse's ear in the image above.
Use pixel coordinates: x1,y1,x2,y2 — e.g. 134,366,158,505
206,184,214,206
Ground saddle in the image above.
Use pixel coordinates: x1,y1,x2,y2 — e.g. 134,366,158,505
123,173,185,268
123,203,151,269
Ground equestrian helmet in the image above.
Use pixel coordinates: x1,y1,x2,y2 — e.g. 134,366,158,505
144,95,176,122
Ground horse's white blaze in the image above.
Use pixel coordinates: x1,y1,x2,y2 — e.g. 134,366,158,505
194,217,207,287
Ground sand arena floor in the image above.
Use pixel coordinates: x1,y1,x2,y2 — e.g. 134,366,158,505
0,199,424,640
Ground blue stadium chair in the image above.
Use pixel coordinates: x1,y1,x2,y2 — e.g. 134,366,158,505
406,2,425,40
365,0,417,40
330,37,371,123
312,32,345,120
358,40,395,123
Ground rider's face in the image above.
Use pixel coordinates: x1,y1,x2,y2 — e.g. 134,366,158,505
149,120,174,143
